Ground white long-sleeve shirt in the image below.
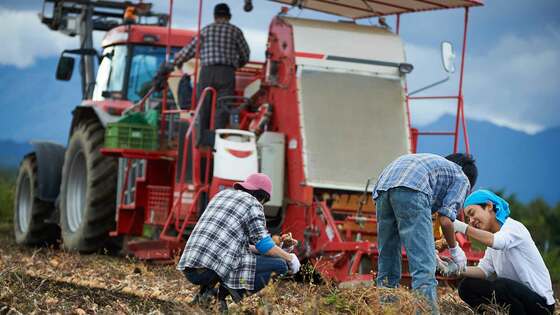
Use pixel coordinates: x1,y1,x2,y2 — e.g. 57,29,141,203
477,217,555,305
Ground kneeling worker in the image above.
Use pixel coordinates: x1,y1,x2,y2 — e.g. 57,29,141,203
454,190,555,314
177,173,300,312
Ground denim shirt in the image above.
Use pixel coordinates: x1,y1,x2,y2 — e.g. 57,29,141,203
372,153,470,221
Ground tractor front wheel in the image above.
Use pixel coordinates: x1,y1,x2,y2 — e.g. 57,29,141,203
13,154,59,245
59,119,118,252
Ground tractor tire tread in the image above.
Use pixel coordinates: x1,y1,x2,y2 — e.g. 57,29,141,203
60,119,120,253
13,154,59,246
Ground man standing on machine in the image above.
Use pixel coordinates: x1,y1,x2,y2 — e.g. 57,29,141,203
173,3,250,148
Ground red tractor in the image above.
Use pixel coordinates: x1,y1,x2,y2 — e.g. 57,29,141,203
14,0,483,284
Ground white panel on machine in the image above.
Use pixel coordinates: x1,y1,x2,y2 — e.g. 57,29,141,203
258,132,285,211
285,16,406,77
297,69,410,191
284,16,411,191
213,129,258,181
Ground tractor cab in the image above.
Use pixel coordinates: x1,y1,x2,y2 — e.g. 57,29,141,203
56,24,195,115
91,26,196,115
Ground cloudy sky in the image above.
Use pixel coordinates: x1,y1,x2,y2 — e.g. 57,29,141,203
0,0,559,143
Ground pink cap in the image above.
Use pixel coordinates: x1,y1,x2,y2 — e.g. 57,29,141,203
234,173,272,196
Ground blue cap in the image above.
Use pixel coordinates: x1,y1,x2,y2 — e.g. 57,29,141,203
464,189,510,226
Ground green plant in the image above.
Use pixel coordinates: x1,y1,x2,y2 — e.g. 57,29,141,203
324,289,355,313
0,168,16,222
543,248,560,283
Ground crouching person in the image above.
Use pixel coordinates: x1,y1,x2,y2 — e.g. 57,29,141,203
176,173,301,312
454,190,555,314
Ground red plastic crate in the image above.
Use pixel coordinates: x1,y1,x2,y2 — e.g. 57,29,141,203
147,185,173,225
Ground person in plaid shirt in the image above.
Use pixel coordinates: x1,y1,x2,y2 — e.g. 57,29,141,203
173,3,250,148
372,153,477,313
177,173,300,312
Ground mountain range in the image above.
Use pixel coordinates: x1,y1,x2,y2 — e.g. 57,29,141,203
0,140,33,168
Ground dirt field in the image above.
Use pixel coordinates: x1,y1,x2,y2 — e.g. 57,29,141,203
1,223,557,314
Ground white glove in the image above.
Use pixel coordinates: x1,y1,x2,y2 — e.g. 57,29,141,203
453,219,468,234
288,253,301,274
436,250,461,277
449,244,467,271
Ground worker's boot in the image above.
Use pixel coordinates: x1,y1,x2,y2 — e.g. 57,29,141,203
217,284,244,314
217,286,229,314
218,299,228,314
190,285,217,307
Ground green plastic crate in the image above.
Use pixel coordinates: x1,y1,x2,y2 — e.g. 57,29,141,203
104,123,159,150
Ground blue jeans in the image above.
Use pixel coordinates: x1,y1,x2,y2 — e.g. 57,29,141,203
376,187,438,309
223,255,289,303
253,255,289,292
227,254,289,300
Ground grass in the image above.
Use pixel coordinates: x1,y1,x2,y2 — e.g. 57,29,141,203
0,167,16,222
0,222,558,314
0,272,187,314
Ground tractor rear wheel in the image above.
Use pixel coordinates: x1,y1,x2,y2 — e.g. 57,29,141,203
59,119,118,252
13,154,60,245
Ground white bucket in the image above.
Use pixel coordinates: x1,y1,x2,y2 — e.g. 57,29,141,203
213,129,258,181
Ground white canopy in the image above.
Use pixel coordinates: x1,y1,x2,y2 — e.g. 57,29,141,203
269,0,482,19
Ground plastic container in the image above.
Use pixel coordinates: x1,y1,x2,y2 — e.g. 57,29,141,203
213,129,258,181
147,185,172,225
104,123,158,150
257,132,285,208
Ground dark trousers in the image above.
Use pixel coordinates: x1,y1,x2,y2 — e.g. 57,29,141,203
183,267,220,294
182,256,288,300
195,65,235,146
458,277,555,315
186,255,289,303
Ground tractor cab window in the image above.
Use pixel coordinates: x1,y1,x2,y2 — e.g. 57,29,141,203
92,45,128,101
127,45,179,102
107,45,128,93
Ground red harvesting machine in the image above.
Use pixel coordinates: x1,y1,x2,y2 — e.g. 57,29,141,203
14,0,484,284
